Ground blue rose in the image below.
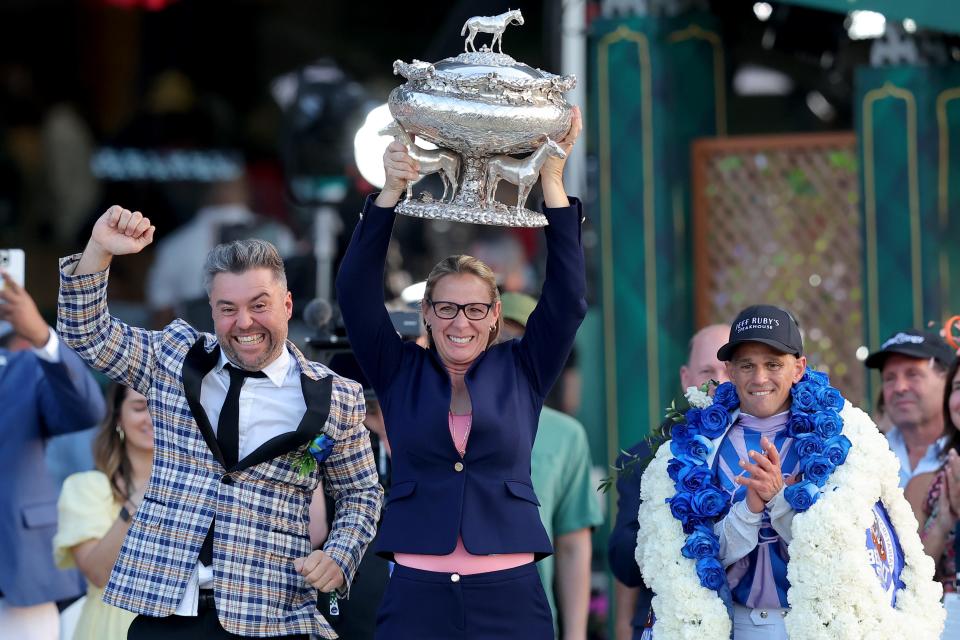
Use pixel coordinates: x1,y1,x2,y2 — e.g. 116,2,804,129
784,479,821,511
811,411,842,439
669,438,687,459
681,526,720,560
681,516,708,534
814,386,845,411
801,454,835,486
684,409,704,433
668,491,695,524
802,369,830,387
667,458,685,483
692,486,728,519
699,404,730,439
822,435,852,466
308,434,335,463
793,433,825,459
673,435,713,462
791,383,819,413
688,435,714,461
788,412,815,436
677,465,712,493
671,421,696,443
695,556,727,591
674,453,705,469
713,383,740,411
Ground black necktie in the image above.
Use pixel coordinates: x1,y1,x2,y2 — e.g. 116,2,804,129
199,363,267,566
217,364,267,469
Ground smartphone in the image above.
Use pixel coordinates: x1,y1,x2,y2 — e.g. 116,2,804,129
0,249,25,295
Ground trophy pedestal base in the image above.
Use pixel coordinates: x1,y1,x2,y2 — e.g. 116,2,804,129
396,195,548,227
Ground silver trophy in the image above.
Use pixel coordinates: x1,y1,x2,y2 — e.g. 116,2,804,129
384,10,576,227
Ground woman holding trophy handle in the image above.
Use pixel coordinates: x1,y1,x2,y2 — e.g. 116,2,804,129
336,107,584,639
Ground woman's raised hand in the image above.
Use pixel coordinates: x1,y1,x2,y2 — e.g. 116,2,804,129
540,105,582,208
375,141,420,208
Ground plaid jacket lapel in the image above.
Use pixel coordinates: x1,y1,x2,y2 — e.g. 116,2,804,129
235,373,332,471
182,337,226,468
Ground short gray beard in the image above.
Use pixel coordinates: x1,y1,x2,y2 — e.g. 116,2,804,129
219,331,286,371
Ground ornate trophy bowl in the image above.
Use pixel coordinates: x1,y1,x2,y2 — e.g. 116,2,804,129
385,10,576,227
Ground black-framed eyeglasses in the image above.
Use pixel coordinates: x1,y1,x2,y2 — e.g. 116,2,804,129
426,299,494,320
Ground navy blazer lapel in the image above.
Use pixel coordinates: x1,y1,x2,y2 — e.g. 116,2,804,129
182,338,226,468
233,373,332,472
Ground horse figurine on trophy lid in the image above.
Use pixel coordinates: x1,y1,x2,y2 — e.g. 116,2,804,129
385,9,576,227
461,9,524,53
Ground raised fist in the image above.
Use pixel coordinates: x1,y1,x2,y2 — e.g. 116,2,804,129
90,206,155,257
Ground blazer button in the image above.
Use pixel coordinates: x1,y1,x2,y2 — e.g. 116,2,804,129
454,462,464,472
221,476,234,485
450,573,461,582
759,610,768,619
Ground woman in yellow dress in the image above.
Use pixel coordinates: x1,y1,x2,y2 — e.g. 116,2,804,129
54,383,154,639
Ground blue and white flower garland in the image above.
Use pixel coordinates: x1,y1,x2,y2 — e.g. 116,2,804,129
663,369,853,595
637,372,945,639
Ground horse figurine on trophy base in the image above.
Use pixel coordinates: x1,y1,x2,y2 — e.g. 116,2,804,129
379,121,460,203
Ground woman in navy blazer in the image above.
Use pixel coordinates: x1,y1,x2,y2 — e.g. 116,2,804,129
336,109,585,639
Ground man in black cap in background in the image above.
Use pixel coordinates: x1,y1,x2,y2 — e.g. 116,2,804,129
865,329,957,487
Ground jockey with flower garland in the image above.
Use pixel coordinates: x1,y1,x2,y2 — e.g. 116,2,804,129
708,305,873,639
637,303,944,639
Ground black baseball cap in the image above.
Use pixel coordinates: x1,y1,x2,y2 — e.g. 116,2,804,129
864,329,956,370
717,304,804,361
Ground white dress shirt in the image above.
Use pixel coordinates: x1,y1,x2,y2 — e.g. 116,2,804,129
175,345,306,615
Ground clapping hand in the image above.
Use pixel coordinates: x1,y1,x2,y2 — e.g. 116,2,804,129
934,449,960,533
736,436,796,513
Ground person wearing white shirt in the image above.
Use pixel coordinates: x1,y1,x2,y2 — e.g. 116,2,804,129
865,329,957,487
177,342,309,614
60,210,381,640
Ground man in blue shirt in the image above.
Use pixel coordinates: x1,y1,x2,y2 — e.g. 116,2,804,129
0,271,105,639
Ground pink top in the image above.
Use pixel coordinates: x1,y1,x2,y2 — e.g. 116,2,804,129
393,412,535,575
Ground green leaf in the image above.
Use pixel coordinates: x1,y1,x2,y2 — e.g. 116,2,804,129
296,454,318,477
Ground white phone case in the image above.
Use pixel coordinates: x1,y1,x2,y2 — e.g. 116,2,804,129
0,249,25,291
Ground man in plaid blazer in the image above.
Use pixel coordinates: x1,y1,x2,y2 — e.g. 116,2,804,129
57,205,383,639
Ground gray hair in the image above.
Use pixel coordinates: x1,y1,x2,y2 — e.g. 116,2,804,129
203,239,287,295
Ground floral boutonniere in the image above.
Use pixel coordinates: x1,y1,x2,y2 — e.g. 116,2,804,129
296,434,335,476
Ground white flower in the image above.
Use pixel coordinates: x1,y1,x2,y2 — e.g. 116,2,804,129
684,386,713,409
